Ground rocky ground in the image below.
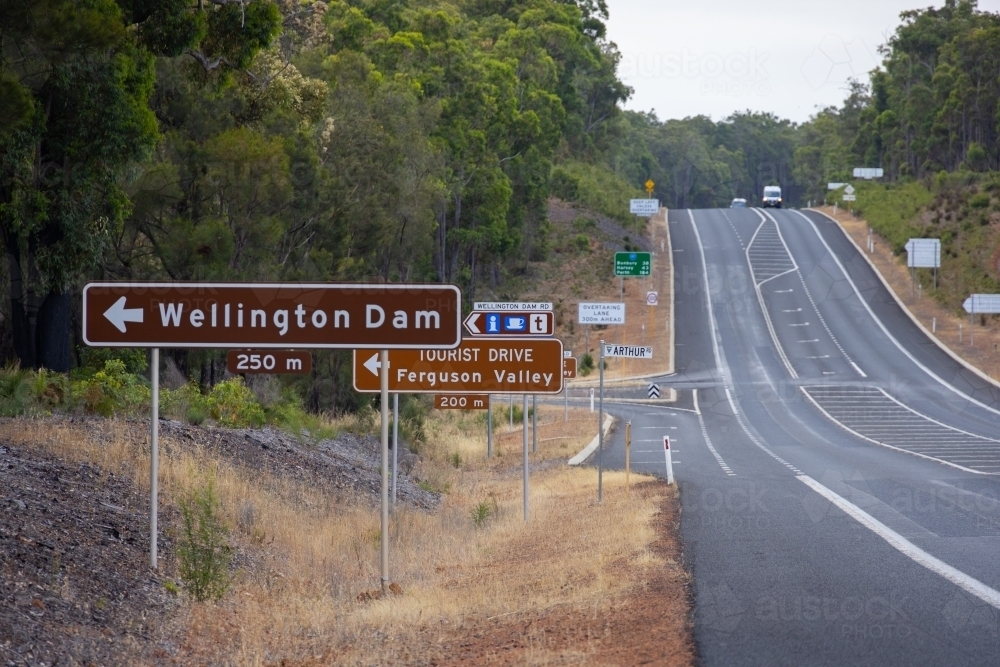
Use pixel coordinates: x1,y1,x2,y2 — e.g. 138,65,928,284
0,419,436,667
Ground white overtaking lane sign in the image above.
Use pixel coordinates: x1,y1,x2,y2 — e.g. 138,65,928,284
579,302,625,324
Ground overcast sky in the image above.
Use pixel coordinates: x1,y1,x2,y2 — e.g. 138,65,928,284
605,0,1000,124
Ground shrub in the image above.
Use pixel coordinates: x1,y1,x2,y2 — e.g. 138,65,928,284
207,378,265,428
177,479,233,602
77,360,151,416
0,366,33,417
572,234,590,253
969,192,991,209
579,353,595,376
471,494,501,528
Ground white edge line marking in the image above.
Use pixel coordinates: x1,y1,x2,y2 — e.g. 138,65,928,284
688,210,726,381
666,208,676,376
808,208,1000,392
798,387,992,475
694,389,735,476
850,361,868,378
795,209,1000,416
746,209,798,379
798,474,1000,609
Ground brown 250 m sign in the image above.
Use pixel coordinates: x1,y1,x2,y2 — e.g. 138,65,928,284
83,283,461,349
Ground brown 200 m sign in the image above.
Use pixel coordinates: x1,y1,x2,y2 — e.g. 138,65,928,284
83,282,461,349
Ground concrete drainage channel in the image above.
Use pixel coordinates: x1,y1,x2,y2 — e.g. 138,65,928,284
801,385,1000,474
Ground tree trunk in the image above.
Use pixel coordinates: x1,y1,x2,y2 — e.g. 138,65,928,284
36,291,71,372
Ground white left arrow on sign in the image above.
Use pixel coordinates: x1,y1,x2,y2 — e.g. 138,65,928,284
363,353,383,376
464,312,482,335
104,296,144,333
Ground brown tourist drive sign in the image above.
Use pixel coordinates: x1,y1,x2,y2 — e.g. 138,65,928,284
353,337,564,394
83,283,461,349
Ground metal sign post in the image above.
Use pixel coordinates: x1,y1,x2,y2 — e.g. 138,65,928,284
523,395,529,520
392,393,398,506
625,421,631,499
380,350,389,594
487,396,493,458
598,339,605,503
150,348,159,569
532,395,537,453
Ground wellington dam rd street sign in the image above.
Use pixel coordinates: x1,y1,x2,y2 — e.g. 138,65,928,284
615,251,651,277
603,344,653,359
578,302,625,325
473,301,552,311
435,394,489,410
464,311,553,336
227,350,311,374
353,338,564,394
83,283,461,349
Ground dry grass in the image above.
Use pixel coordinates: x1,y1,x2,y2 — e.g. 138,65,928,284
825,206,1000,381
0,411,672,665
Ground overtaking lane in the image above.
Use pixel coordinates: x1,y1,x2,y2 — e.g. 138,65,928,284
649,207,1000,665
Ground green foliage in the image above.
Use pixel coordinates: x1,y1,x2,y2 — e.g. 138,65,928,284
177,479,233,602
470,494,500,528
207,378,266,428
79,348,148,375
552,160,640,224
0,366,33,418
853,182,936,253
448,451,462,468
77,360,151,417
579,353,595,376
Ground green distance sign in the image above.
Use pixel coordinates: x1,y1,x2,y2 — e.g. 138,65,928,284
614,251,651,277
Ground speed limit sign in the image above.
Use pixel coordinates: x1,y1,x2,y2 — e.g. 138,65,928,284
646,291,659,306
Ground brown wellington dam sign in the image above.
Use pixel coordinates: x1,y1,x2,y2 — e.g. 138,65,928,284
83,282,461,349
353,337,564,394
227,350,312,374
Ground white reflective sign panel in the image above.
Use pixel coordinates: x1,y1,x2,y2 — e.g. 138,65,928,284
603,344,653,359
853,168,884,179
578,302,625,325
905,239,941,269
964,294,1000,314
473,302,552,311
629,199,659,217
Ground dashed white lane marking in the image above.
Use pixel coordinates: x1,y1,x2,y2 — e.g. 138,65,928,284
797,339,820,343
694,389,736,476
799,474,1000,611
762,209,866,379
723,386,804,475
789,322,810,327
776,288,794,293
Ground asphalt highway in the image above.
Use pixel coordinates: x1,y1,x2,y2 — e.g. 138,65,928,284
581,207,1000,666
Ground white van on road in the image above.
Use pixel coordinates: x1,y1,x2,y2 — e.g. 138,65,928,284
762,185,782,208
